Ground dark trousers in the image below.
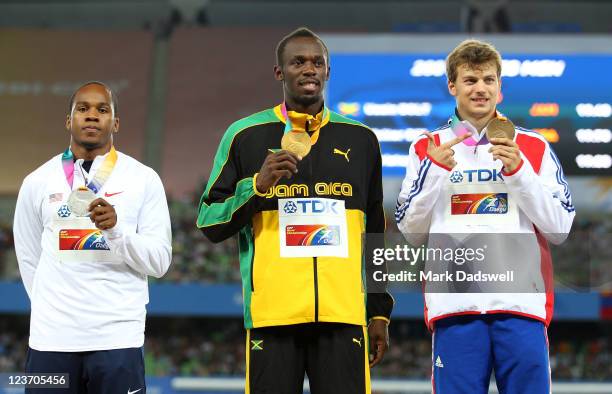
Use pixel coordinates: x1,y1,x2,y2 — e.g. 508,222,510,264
247,323,370,394
25,347,145,394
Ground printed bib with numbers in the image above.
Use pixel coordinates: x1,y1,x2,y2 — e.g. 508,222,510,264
53,216,121,263
278,197,348,258
444,166,519,229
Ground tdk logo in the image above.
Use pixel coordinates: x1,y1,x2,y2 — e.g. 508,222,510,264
283,201,298,214
283,199,339,214
449,169,504,183
449,171,464,183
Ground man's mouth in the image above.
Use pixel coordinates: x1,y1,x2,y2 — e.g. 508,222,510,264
82,126,101,132
471,97,489,104
299,79,320,91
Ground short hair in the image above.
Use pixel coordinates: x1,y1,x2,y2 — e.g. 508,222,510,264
446,39,502,82
275,27,329,66
68,81,118,116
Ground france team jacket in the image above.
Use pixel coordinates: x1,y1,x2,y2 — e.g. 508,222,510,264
396,114,575,329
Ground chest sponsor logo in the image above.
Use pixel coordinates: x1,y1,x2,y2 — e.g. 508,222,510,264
59,229,110,250
449,169,504,183
451,193,508,215
266,182,352,198
282,199,339,215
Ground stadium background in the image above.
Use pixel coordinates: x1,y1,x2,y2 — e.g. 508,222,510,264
0,0,610,393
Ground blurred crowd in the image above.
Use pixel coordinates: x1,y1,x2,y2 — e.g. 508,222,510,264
0,319,610,381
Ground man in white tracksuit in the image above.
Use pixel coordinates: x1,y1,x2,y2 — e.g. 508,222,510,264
396,40,574,393
14,81,172,394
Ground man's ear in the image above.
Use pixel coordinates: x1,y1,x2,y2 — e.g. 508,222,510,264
65,114,71,131
274,65,284,81
113,117,120,134
447,79,457,97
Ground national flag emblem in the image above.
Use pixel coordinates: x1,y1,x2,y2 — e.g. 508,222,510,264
49,193,63,203
251,340,263,351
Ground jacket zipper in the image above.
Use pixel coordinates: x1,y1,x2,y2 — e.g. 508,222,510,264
313,256,319,322
306,120,319,322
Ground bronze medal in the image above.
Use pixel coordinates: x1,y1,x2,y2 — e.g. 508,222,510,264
281,131,312,158
486,118,515,141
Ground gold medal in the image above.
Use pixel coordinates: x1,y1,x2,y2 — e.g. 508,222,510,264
486,118,515,141
281,131,311,158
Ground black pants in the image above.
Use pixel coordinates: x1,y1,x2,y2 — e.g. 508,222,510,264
25,347,145,394
246,323,370,394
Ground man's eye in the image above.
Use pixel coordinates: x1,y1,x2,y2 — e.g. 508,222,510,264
77,106,87,112
99,108,108,113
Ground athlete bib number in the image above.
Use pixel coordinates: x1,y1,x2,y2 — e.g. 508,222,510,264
278,198,349,258
444,183,520,229
53,216,120,263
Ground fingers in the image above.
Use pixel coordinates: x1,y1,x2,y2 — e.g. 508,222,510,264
489,137,518,147
369,340,388,368
489,144,518,155
94,218,116,230
265,151,300,175
270,159,298,174
491,152,515,163
272,169,294,180
442,132,473,149
268,151,300,166
422,132,437,147
88,198,110,211
489,147,519,161
89,203,117,230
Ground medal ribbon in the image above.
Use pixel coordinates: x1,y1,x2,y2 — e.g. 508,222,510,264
61,146,118,193
280,102,329,135
449,111,507,147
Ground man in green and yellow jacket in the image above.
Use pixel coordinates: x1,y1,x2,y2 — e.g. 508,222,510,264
197,27,393,394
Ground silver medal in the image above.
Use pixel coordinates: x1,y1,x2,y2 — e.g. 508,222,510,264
67,188,96,217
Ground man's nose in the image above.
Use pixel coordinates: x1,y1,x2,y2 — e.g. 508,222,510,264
86,108,99,121
474,80,487,92
302,62,316,75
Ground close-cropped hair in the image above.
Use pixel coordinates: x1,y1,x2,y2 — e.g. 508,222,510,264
68,81,118,115
446,39,502,82
275,27,329,66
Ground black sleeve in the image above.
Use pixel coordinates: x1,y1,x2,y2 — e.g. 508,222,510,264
364,132,394,321
196,130,264,243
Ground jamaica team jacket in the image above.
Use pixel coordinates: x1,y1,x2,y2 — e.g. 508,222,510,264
198,104,393,329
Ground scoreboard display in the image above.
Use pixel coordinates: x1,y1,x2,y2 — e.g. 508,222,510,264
326,54,612,177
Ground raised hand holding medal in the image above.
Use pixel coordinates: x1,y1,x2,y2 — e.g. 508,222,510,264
486,117,522,173
62,146,118,229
